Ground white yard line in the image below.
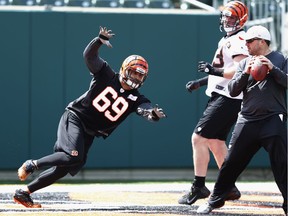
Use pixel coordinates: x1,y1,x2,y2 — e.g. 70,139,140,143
0,182,280,193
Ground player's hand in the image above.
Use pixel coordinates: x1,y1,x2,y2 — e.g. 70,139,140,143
98,26,115,48
258,55,273,71
198,61,223,77
198,61,215,74
151,104,166,120
244,56,256,74
186,80,200,92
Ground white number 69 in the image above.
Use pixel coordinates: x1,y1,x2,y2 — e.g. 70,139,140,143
92,87,129,121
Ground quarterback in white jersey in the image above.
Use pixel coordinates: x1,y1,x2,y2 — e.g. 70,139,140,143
206,31,248,99
180,1,249,207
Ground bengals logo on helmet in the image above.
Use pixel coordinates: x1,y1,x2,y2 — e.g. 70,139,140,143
119,55,149,89
220,1,248,33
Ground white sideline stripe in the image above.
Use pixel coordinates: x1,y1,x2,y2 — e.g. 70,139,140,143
0,182,280,193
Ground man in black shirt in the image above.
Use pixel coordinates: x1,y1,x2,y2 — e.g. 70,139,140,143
197,25,287,214
13,26,166,208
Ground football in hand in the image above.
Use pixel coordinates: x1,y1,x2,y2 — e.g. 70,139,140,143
250,57,269,81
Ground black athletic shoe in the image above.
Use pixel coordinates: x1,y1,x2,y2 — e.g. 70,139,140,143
282,199,287,215
13,189,41,208
178,185,211,205
225,186,241,201
18,160,37,181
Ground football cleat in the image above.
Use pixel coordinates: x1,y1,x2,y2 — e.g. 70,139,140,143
13,189,42,208
18,160,37,181
178,184,210,205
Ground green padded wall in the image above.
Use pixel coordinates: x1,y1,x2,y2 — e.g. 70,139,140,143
0,11,31,167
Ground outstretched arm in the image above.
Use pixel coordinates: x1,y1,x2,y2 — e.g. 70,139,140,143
136,103,166,122
186,76,208,93
83,26,115,75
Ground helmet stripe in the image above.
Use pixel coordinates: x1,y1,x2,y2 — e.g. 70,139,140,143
128,59,148,69
227,1,247,18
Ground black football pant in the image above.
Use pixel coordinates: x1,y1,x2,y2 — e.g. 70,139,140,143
28,166,69,193
208,115,287,213
27,110,94,193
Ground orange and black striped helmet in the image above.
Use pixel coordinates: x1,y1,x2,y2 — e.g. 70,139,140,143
220,1,248,33
119,55,149,89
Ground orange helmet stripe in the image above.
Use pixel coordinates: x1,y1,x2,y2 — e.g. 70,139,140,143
223,0,248,30
227,1,247,18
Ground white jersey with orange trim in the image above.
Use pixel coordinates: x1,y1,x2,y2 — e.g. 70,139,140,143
205,30,248,99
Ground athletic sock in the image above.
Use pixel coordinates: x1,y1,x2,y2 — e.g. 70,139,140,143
193,176,206,188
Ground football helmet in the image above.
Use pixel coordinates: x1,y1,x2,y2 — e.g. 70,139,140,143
119,55,149,89
220,1,248,33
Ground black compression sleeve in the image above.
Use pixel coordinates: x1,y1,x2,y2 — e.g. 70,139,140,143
27,166,70,193
197,76,208,86
36,152,76,168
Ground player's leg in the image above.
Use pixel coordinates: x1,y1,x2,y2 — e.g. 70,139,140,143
193,133,210,177
28,166,70,193
263,136,287,214
14,110,93,207
178,96,217,205
208,139,241,201
261,115,287,214
177,135,211,205
178,95,225,205
207,94,241,169
18,152,79,181
177,133,212,204
18,110,86,181
14,166,69,208
197,122,261,214
14,133,94,208
195,94,241,175
207,95,242,201
208,139,227,169
178,94,241,205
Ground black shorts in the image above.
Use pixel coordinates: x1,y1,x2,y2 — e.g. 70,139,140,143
54,110,94,176
194,93,242,141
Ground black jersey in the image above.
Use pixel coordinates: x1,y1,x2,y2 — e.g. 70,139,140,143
228,51,287,123
67,38,150,138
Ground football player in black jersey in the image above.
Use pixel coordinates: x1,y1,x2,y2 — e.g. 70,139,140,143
13,26,166,208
